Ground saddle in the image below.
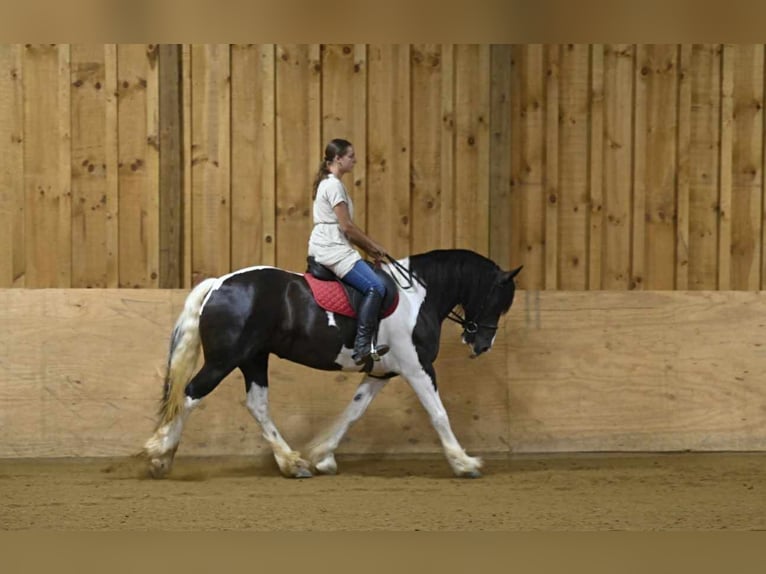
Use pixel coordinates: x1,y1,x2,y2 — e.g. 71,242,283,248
304,256,399,319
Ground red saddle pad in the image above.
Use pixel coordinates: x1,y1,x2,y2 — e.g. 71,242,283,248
303,274,398,319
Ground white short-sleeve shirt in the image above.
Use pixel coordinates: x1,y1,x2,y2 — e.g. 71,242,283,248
307,174,361,278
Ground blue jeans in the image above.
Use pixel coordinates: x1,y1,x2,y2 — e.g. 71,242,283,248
341,260,386,297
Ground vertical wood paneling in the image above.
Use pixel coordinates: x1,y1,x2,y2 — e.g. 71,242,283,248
676,45,692,290
11,43,766,293
688,44,721,290
23,44,67,287
588,44,605,290
0,45,24,287
158,45,183,287
440,45,456,250
729,45,764,290
57,45,72,288
632,45,647,290
104,44,118,288
190,44,230,282
510,45,545,290
321,44,367,235
454,45,490,255
602,44,634,290
231,44,276,269
544,45,559,290
637,45,679,290
719,44,734,290
275,44,320,272
118,44,160,288
411,44,445,254
557,44,590,290
181,44,192,287
367,45,411,258
71,45,109,288
489,45,512,268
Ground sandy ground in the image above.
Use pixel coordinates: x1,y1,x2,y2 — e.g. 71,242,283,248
1,453,764,530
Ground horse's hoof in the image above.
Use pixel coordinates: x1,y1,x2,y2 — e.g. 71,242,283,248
148,457,172,479
292,467,313,479
314,455,338,475
462,470,482,479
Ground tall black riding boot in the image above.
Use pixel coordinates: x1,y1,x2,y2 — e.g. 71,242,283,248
352,289,390,365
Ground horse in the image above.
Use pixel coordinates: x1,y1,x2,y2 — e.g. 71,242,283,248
143,249,522,479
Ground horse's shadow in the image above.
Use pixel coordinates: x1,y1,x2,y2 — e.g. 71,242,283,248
101,454,485,481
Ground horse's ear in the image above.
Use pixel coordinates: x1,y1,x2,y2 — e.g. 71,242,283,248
501,266,523,283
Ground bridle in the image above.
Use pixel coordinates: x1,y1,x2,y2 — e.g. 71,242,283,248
382,253,499,335
445,284,500,335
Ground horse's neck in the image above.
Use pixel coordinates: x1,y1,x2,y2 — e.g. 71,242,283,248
409,250,488,321
424,278,466,322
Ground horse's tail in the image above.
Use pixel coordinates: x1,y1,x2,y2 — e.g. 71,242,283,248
155,277,218,429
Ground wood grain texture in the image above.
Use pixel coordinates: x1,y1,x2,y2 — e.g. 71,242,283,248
411,44,445,254
557,44,590,290
454,45,490,255
544,45,559,290
688,44,721,290
510,45,546,289
70,45,110,288
23,44,68,287
675,45,691,290
636,45,678,290
489,44,512,268
718,44,734,290
729,45,764,290
190,44,231,282
117,44,160,288
602,44,634,290
158,44,183,287
9,43,766,294
0,45,24,287
588,45,604,289
231,44,276,269
367,45,411,258
181,44,192,287
507,290,766,452
439,44,456,250
275,44,320,272
104,44,119,288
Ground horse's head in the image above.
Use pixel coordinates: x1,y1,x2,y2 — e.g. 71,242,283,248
461,265,522,357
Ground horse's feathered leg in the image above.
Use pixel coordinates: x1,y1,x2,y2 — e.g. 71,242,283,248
240,356,312,478
307,376,388,474
404,364,483,478
143,360,235,477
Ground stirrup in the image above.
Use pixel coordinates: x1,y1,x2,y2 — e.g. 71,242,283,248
369,343,390,362
352,343,389,365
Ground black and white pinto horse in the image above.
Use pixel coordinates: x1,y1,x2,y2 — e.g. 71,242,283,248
143,249,521,478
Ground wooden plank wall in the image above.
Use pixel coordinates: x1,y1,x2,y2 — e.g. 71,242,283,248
4,44,766,290
2,288,765,457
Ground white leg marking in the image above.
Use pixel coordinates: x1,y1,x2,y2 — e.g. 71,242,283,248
144,396,200,477
406,370,483,477
246,384,312,478
308,377,388,474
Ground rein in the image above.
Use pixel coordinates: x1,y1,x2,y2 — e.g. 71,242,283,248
382,253,498,334
382,253,427,290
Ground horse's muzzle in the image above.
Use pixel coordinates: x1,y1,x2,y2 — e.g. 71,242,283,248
469,345,491,358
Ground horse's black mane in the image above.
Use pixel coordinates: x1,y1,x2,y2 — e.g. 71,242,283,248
408,249,506,317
